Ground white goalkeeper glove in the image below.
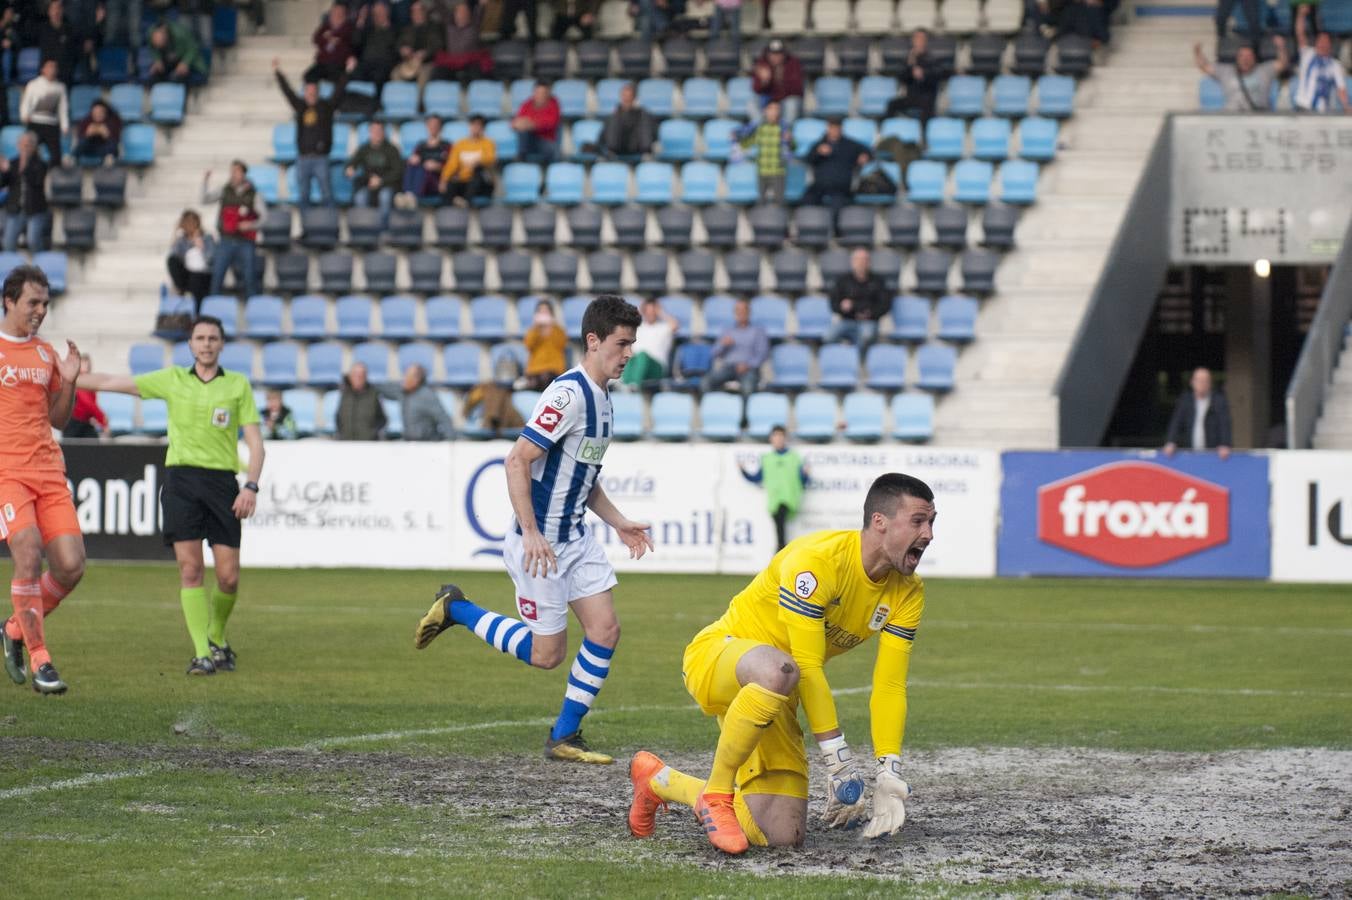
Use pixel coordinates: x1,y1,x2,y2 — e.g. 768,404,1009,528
863,754,911,839
818,736,869,828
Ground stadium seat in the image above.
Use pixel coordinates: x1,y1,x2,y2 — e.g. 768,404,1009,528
666,250,707,297
953,159,994,205
906,161,947,205
724,249,762,295
915,342,957,391
817,344,861,390
890,294,931,342
792,206,833,249
705,38,741,80
749,294,790,341
219,342,254,376
831,206,872,248
867,248,903,294
610,205,648,250
982,203,1020,249
596,78,626,115
748,204,788,249
587,251,623,293
453,251,488,295
149,83,186,126
1055,34,1094,78
531,40,568,80
944,0,982,32
260,342,301,387
812,249,847,290
302,343,342,388
424,295,463,340
379,295,419,341
724,161,759,205
300,207,341,250
699,391,743,441
680,161,720,204
288,294,329,340
362,252,398,296
858,76,899,118
793,295,832,342
375,81,419,124
469,295,511,340
242,295,284,340
199,295,240,338
670,341,712,389
397,342,437,379
317,389,342,434
793,391,837,441
543,251,579,295
138,398,169,436
567,119,603,163
423,82,462,119
96,46,130,85
967,32,1007,77
102,393,135,435
971,117,1012,161
617,38,653,79
771,248,809,295
509,78,535,115
109,83,144,123
476,206,513,249
566,204,603,248
834,35,870,77
656,205,693,248
553,79,589,120
633,250,669,294
842,117,877,148
502,162,542,205
768,343,812,391
343,206,382,251
682,78,721,119
881,116,923,147
701,205,739,247
701,119,738,162
932,204,970,248
386,208,424,250
946,76,987,118
961,249,1000,295
247,164,281,206
986,0,1024,31
495,251,533,295
441,342,481,388
1012,31,1050,77
589,162,631,205
170,340,193,367
992,75,1032,118
279,388,317,436
842,392,885,441
914,249,953,294
335,295,374,340
651,392,694,440
611,392,644,440
656,119,697,162
120,123,156,166
924,118,965,161
879,204,919,249
273,253,311,295
486,119,519,160
1199,76,1225,111
574,39,611,79
637,78,676,118
558,295,589,340
60,207,96,251
700,294,735,336
999,160,1040,205
892,393,935,441
128,342,164,375
430,207,468,249
936,294,979,341
1018,117,1059,162
855,0,896,30
1037,75,1076,118
48,166,82,207
635,161,675,205
812,77,853,118
466,80,504,119
791,117,828,156
652,293,691,337
259,208,293,251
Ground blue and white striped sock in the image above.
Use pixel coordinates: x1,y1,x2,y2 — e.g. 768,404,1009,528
449,599,533,664
550,639,613,741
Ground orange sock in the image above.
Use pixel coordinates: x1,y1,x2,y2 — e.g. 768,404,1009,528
3,617,19,641
39,572,69,616
10,580,49,669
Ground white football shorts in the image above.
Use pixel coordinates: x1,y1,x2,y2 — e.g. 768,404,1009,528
503,528,618,636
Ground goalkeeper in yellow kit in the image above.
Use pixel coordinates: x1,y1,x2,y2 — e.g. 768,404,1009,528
627,473,935,854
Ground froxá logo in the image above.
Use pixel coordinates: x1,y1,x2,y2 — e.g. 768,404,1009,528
1037,461,1230,568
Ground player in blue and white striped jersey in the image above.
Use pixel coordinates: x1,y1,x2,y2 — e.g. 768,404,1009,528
415,295,653,764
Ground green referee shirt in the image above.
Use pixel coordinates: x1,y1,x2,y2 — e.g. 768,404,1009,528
134,366,260,471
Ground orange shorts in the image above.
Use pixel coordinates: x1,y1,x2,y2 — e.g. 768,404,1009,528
0,470,81,545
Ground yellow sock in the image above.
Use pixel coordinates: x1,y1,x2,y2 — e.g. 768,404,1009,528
734,792,769,847
648,765,704,807
705,682,789,795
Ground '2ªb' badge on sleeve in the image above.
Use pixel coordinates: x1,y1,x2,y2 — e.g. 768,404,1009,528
794,571,818,600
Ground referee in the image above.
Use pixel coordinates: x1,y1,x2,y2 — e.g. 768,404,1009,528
82,316,265,675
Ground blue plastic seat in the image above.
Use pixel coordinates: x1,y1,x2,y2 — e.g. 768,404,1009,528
745,392,790,440
651,392,694,440
351,341,390,382
992,75,1032,117
554,79,589,118
69,85,100,123
467,80,505,118
750,294,791,341
915,342,957,391
702,294,737,335
397,341,437,376
924,117,965,161
611,392,644,440
302,342,344,389
864,343,909,391
102,393,136,434
200,295,241,337
149,83,186,126
120,124,156,166
670,341,712,389
817,344,861,390
701,118,738,161
635,161,674,204
289,294,329,340
971,117,1011,161
546,161,586,204
259,342,300,387
793,295,832,341
891,294,931,341
244,295,285,340
280,388,317,435
425,296,463,340
110,83,145,123
488,344,527,382
503,162,543,205
999,159,1039,204
906,160,947,204
335,295,373,340
398,120,429,157
892,392,935,441
271,123,298,164
138,398,168,435
328,122,352,162
16,47,42,83
637,78,676,117
441,342,482,388
724,161,759,204
128,342,164,375
423,81,463,118
656,294,694,337
793,391,838,441
1018,116,1059,162
791,117,828,156
656,119,697,162
936,294,979,342
561,295,590,339
34,252,67,294
843,117,877,148
813,77,853,117
881,117,922,145
317,389,342,433
509,78,534,113
683,77,721,118
699,391,743,440
946,75,987,118
247,163,281,205
1036,75,1076,118
726,76,754,114
596,78,626,114
680,160,720,204
842,391,885,441
953,159,993,204
569,120,602,161
589,162,631,205
96,46,130,85
171,341,193,368
470,295,510,340
768,343,812,391
0,126,22,161
858,76,899,118
219,342,254,376
380,295,419,341
1199,76,1225,111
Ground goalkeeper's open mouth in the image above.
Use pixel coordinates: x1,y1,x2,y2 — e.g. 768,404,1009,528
905,543,927,569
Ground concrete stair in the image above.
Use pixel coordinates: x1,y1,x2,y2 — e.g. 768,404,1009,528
1312,332,1352,448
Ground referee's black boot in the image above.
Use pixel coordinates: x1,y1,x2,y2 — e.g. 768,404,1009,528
209,641,236,672
186,656,217,676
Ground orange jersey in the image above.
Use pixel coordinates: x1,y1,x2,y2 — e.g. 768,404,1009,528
0,332,65,472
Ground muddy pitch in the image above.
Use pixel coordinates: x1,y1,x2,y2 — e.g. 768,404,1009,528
7,739,1351,896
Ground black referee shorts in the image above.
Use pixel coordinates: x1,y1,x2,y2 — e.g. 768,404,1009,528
161,467,242,548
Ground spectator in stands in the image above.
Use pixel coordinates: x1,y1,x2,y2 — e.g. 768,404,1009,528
64,354,108,439
825,248,888,349
1294,5,1350,113
346,120,403,225
336,361,386,440
1,132,50,252
737,99,790,203
37,0,92,85
801,118,871,213
166,209,216,308
352,1,400,86
174,0,216,53
521,299,568,391
379,363,454,440
401,114,451,202
275,56,355,209
430,1,491,79
1163,366,1233,460
620,297,678,388
739,425,808,551
1054,0,1111,46
104,0,144,50
513,79,560,163
888,29,940,125
600,82,656,160
1193,38,1288,110
709,0,742,53
260,389,299,440
1215,0,1261,48
551,0,599,38
19,59,67,167
306,2,356,84
439,114,495,206
392,0,443,86
499,0,541,44
202,160,260,296
637,0,686,42
146,19,209,84
703,297,769,395
73,99,121,164
751,39,803,123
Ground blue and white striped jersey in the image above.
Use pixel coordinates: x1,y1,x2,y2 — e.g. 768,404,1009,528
517,366,613,543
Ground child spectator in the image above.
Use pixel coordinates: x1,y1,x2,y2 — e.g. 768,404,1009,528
260,389,299,440
737,99,790,203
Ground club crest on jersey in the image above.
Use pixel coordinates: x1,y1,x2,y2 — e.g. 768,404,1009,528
35,345,50,363
0,365,16,387
868,603,891,632
535,406,565,433
518,597,538,620
211,407,232,428
794,571,818,599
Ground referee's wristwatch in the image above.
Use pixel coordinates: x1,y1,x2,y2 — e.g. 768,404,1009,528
243,481,260,493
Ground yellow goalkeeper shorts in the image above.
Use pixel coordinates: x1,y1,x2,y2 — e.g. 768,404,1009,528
682,623,809,800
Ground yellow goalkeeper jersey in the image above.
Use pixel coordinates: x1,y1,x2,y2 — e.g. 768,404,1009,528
709,529,925,757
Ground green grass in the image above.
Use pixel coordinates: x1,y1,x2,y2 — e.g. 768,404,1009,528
2,564,1350,896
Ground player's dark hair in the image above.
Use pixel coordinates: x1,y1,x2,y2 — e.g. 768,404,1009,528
581,294,641,346
862,473,934,527
770,425,787,437
2,264,49,311
191,315,226,340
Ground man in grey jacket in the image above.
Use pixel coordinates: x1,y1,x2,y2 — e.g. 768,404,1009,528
379,363,454,440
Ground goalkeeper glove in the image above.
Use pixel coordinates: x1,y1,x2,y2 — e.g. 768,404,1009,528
819,736,868,828
862,754,911,839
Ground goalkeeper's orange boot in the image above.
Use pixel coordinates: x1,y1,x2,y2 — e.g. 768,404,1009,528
696,790,748,855
627,751,668,838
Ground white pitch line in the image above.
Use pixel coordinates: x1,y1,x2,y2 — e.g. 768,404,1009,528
0,764,170,800
834,681,1352,699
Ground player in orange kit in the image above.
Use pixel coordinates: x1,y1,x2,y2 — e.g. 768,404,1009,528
0,264,85,695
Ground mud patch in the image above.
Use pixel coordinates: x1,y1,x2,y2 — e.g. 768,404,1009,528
5,738,1350,896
